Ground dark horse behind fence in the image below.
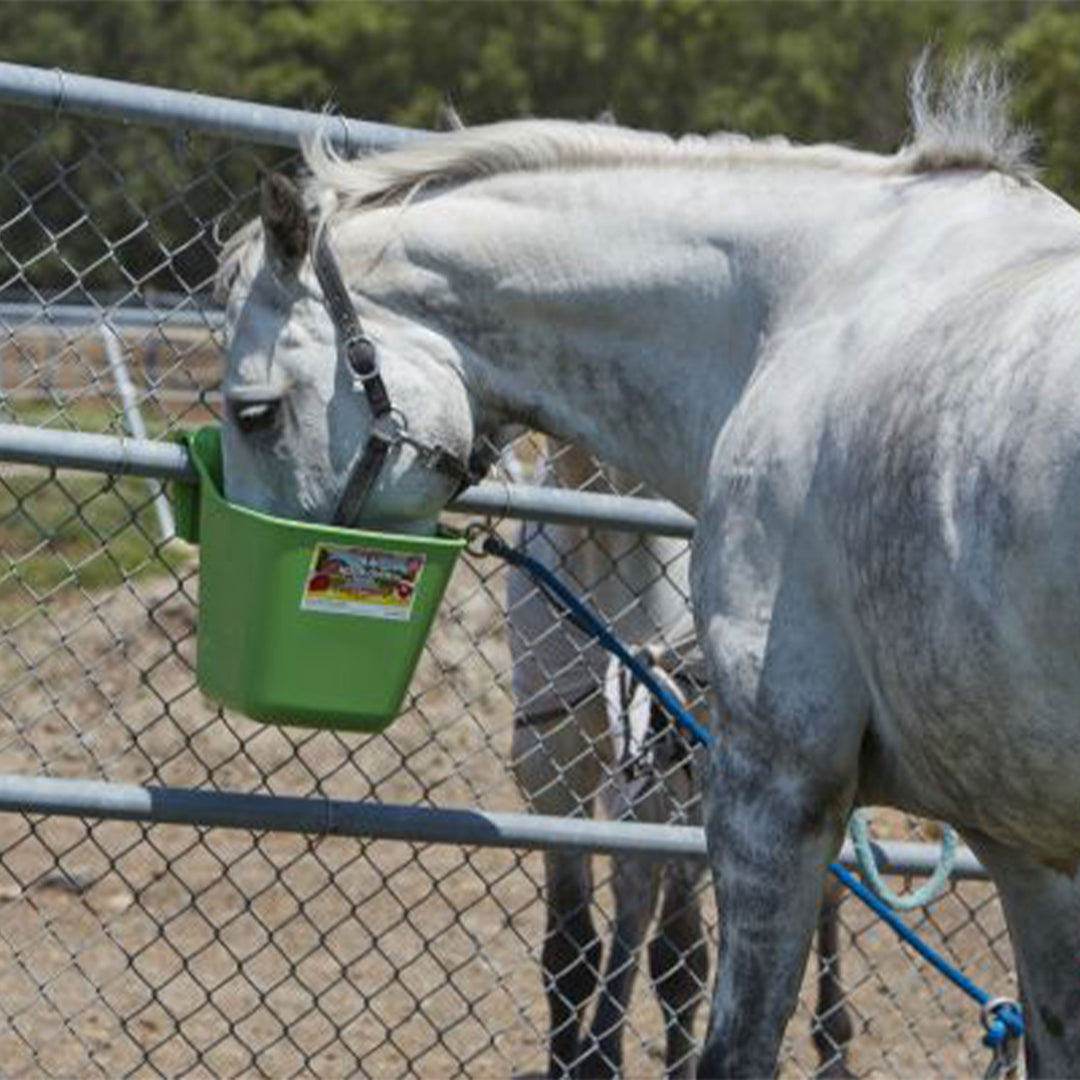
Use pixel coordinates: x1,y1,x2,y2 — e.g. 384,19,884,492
217,56,1080,1076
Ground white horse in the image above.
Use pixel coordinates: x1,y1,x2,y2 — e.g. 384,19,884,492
507,440,852,1078
216,58,1080,1076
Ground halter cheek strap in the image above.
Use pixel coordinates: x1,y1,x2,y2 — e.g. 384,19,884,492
311,229,480,526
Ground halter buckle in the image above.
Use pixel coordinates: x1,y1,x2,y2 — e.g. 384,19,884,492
370,410,406,445
345,334,379,381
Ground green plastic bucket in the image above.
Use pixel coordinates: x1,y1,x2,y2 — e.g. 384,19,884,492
171,426,465,733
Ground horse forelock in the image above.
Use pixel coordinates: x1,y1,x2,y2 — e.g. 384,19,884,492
214,217,262,301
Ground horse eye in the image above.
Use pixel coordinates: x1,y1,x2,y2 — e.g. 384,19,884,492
230,398,281,435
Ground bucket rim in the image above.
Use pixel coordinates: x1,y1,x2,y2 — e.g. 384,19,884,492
178,425,466,551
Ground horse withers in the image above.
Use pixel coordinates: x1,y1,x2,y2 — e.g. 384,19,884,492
218,58,1080,1076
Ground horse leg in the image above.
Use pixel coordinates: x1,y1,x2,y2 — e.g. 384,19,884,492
811,875,855,1079
695,748,853,1078
649,859,709,1078
693,584,867,1077
512,709,607,1078
574,849,662,1078
964,831,1080,1078
544,849,604,1078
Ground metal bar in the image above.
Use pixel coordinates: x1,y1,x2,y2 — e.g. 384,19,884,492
450,482,694,536
0,424,696,534
0,300,223,333
0,425,196,481
0,62,424,152
0,773,988,879
100,325,175,541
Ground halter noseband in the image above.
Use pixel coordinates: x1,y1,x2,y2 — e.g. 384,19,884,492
311,229,483,526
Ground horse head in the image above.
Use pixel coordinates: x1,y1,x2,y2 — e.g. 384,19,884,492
218,171,486,533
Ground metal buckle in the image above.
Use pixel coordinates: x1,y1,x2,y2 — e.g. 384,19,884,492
464,521,496,559
370,410,405,444
345,334,378,380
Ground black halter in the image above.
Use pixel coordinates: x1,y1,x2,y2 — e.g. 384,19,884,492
311,229,483,526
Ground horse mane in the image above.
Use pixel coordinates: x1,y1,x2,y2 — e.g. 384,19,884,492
303,125,891,214
216,53,1035,294
303,53,1034,218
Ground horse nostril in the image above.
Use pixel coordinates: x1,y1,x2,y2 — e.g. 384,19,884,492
232,399,280,435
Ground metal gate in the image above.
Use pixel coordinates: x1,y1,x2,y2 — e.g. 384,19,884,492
0,62,1016,1078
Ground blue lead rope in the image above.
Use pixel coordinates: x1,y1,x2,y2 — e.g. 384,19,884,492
484,532,1025,1068
487,533,713,749
827,863,1024,1065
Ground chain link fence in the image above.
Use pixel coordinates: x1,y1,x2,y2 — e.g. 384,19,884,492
0,64,1018,1078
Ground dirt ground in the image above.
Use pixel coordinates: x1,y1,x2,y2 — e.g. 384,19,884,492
0,525,1019,1079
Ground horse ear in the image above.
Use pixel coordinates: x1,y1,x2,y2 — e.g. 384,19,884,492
260,172,309,268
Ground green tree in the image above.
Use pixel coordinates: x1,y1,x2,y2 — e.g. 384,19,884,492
1007,5,1080,197
3,0,1079,296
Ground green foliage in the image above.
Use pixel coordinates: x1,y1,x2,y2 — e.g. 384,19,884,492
0,1,1047,141
1007,5,1080,197
6,0,1080,295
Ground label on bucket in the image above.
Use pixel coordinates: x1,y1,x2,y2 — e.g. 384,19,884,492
300,543,425,621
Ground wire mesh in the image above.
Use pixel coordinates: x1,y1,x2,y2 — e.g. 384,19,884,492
0,92,1017,1078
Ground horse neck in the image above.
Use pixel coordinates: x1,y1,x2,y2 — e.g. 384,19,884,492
360,165,883,513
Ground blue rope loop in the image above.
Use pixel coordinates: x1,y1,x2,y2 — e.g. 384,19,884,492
483,530,1025,1050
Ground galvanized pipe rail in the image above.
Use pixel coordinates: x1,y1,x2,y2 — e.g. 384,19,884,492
0,773,987,879
0,424,697,536
0,300,224,333
0,61,423,152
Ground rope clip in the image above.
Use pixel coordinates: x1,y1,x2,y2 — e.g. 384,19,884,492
981,997,1023,1080
464,521,503,559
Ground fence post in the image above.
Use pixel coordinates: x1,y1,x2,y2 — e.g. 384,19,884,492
99,323,175,542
